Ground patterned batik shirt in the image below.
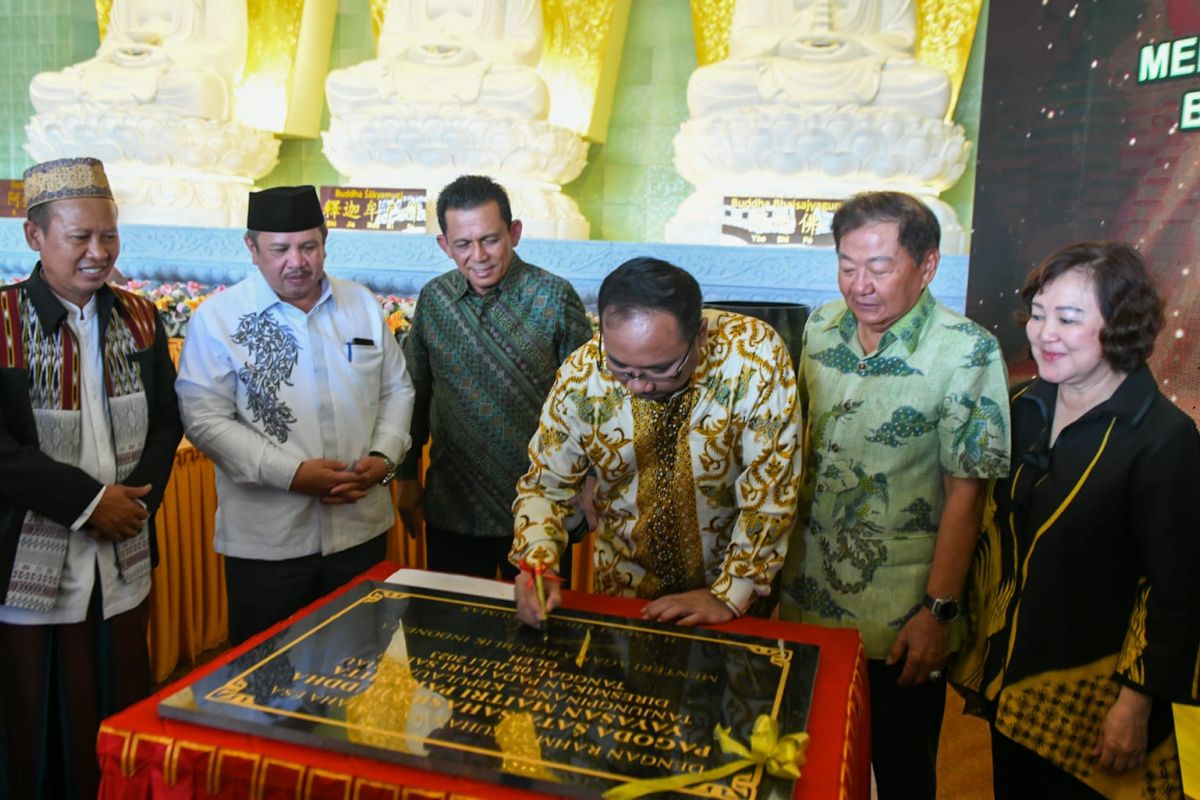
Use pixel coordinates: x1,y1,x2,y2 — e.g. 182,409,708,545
400,257,592,538
778,289,1010,658
510,309,802,615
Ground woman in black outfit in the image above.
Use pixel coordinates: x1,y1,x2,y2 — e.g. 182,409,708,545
953,241,1200,799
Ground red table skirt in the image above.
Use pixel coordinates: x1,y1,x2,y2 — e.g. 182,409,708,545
99,563,870,800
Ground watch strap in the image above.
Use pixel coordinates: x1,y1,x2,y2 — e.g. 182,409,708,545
369,451,398,485
921,593,960,623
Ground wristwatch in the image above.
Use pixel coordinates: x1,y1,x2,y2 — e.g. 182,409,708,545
369,451,398,485
922,593,961,623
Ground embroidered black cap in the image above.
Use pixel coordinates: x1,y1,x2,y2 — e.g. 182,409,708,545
23,157,114,209
246,185,325,232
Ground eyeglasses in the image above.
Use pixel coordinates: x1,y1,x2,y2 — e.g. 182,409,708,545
598,330,696,383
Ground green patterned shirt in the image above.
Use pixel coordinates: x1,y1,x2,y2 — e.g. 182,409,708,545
779,289,1010,658
400,256,592,538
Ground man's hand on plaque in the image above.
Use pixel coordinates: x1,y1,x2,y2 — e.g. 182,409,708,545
641,589,734,626
514,566,562,628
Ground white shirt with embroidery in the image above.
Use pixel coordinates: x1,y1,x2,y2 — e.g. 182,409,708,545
176,272,415,560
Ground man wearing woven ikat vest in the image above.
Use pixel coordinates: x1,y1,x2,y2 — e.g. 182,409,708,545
0,157,183,799
510,258,802,628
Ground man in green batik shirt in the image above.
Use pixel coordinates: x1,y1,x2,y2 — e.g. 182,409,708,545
397,175,592,580
778,192,1010,800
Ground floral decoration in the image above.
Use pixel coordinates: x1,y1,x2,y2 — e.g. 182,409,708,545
376,294,416,338
118,280,227,338
109,281,418,340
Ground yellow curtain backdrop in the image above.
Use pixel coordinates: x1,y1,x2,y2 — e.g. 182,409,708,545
149,339,594,683
149,442,225,684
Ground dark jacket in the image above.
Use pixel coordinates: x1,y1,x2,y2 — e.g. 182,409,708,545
0,266,184,601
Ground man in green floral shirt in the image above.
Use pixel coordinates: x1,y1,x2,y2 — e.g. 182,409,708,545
779,192,1010,800
398,175,592,580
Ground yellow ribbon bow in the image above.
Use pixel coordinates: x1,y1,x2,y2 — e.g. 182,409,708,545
602,715,810,800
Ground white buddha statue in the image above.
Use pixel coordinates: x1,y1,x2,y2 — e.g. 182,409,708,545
687,0,950,120
325,0,549,120
29,0,246,121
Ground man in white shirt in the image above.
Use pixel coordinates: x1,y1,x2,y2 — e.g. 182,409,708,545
0,157,183,800
176,185,414,644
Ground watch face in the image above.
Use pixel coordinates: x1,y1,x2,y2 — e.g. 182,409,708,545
925,595,960,622
937,599,960,622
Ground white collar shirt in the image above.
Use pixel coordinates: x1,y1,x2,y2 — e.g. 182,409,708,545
176,272,414,560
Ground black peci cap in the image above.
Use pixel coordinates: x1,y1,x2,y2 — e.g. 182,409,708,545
247,185,325,232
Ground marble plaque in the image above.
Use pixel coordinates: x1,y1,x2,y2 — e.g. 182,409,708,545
160,582,819,799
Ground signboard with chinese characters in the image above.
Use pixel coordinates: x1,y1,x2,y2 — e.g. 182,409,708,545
722,197,840,246
160,581,819,800
319,186,426,232
0,180,25,218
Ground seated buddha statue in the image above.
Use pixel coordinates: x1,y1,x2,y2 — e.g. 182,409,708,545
325,0,549,120
687,0,951,120
29,0,246,121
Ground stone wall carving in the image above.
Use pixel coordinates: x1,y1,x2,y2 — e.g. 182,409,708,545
0,219,968,314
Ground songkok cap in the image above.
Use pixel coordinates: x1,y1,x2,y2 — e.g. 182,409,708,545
247,185,325,233
22,157,114,210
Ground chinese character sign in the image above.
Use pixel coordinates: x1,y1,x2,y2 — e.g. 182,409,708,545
0,180,26,218
319,186,427,232
722,197,840,245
